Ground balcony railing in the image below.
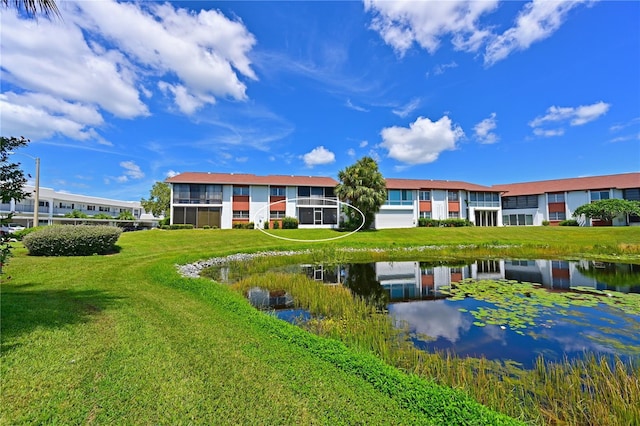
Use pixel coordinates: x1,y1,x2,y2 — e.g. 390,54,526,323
296,197,338,206
468,201,500,208
173,194,223,204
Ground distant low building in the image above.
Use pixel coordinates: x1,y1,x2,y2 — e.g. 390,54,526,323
1,185,159,229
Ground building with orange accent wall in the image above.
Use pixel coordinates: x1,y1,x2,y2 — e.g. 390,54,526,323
166,172,640,229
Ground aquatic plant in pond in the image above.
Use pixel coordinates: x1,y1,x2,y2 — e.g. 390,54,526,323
438,278,640,328
231,269,640,426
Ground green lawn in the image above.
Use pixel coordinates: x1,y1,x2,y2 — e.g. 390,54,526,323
2,227,639,424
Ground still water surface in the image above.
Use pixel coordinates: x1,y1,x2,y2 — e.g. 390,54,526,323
246,259,640,367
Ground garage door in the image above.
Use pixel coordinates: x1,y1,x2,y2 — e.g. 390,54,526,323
375,210,414,229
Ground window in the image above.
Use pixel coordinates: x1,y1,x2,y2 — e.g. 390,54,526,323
297,186,310,197
448,211,459,218
386,189,413,205
448,191,459,201
233,186,249,196
270,211,286,219
99,206,111,212
502,195,538,209
39,201,50,207
624,188,640,201
548,192,565,203
233,210,250,219
591,190,610,201
87,205,95,211
270,186,285,196
469,192,499,207
173,184,222,204
419,211,431,219
503,214,534,226
549,212,566,221
419,190,431,201
59,202,74,209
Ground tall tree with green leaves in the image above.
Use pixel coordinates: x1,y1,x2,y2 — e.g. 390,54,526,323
1,136,32,273
1,136,31,204
335,156,386,230
141,181,171,218
573,199,640,224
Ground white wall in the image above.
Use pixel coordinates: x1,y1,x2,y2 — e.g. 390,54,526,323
250,185,269,227
221,185,233,229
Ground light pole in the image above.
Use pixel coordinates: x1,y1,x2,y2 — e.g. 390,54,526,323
33,157,40,227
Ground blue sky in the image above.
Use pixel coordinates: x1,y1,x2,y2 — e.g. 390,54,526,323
2,0,639,201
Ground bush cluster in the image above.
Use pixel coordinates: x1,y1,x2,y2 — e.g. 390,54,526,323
232,222,255,229
160,224,194,230
22,225,122,256
559,219,579,226
281,217,299,229
418,218,473,227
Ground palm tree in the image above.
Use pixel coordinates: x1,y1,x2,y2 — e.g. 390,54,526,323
2,0,60,17
335,156,387,230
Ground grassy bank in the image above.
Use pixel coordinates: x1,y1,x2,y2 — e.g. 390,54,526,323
2,227,639,424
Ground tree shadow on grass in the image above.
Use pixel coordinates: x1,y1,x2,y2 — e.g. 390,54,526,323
0,283,123,353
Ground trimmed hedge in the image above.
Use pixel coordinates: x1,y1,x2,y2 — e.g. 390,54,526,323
22,225,122,256
160,224,194,230
418,218,473,227
281,216,299,229
232,222,255,229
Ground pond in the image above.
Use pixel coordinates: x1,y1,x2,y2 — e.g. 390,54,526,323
245,259,640,368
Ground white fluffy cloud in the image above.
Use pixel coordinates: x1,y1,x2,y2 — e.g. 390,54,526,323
529,101,610,136
474,112,499,144
302,146,336,167
0,92,105,142
365,0,498,56
117,161,145,183
0,0,256,142
365,0,588,65
379,116,464,164
484,0,589,66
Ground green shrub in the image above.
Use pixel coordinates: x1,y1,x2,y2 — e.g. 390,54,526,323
64,210,89,218
93,213,112,219
418,218,472,227
263,221,269,230
203,225,211,230
11,226,44,241
232,222,255,229
169,224,194,230
542,220,550,226
22,225,122,256
273,220,280,229
159,217,171,227
281,217,299,229
559,219,579,226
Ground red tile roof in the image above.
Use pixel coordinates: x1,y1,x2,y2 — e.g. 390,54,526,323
492,172,640,196
385,178,494,191
166,172,338,187
165,171,640,196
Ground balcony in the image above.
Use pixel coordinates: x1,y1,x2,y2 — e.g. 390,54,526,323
296,197,338,206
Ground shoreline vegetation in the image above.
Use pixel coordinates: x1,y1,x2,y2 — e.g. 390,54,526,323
2,227,639,424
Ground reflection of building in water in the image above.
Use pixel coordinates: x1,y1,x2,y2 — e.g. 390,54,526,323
471,259,504,280
502,260,639,292
376,262,474,300
300,259,639,301
301,264,342,284
247,287,294,309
